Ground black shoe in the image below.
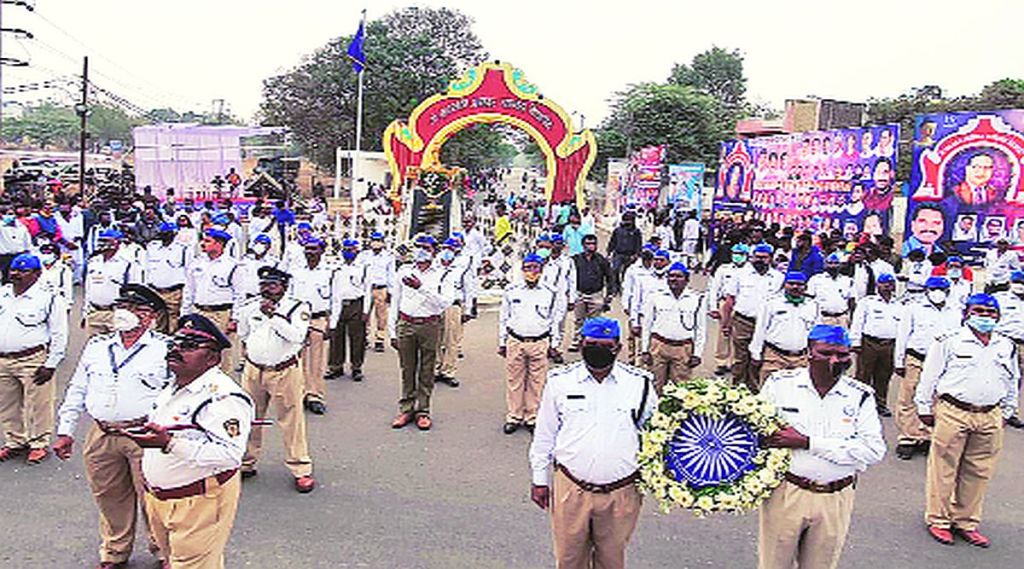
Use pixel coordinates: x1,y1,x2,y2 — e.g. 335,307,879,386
374,342,385,353
567,345,579,353
525,424,535,434
1006,415,1024,429
917,440,931,455
714,365,730,377
877,405,893,418
458,351,465,360
351,369,364,382
896,444,916,460
503,422,519,435
325,368,344,381
305,400,327,415
241,468,258,479
436,375,460,387
550,353,565,364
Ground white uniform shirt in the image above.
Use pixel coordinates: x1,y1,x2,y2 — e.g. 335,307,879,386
388,263,448,338
902,260,934,293
0,220,32,254
0,281,68,368
85,250,141,311
709,263,742,303
144,241,193,289
916,327,1020,418
499,282,565,346
56,331,172,435
236,253,280,299
236,296,310,366
182,252,240,316
726,265,785,319
894,299,963,368
993,291,1024,341
984,249,1021,285
621,262,651,315
142,367,254,490
463,227,491,268
359,248,395,289
529,361,657,486
641,288,707,354
40,261,73,306
629,271,668,327
289,259,335,315
750,296,821,357
849,295,903,345
541,253,577,304
948,278,973,310
806,273,853,315
438,258,475,307
762,369,885,483
329,260,371,328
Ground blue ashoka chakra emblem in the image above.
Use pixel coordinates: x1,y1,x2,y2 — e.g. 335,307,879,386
665,413,760,489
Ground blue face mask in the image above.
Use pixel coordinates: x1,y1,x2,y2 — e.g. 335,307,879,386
342,250,357,261
966,315,997,334
440,250,456,263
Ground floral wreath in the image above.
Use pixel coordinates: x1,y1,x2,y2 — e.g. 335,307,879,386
637,378,791,516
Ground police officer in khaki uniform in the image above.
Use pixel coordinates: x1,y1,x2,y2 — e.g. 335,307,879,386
640,262,706,394
144,222,193,333
84,229,142,336
288,237,334,414
721,243,784,390
849,273,903,416
182,228,241,374
750,271,820,386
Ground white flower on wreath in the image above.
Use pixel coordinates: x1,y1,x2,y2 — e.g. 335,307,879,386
694,495,715,512
651,412,673,430
668,485,694,507
682,391,701,410
724,388,741,403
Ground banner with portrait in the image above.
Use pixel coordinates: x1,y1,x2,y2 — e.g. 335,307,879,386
623,145,666,210
906,110,1024,259
712,124,900,239
667,163,705,214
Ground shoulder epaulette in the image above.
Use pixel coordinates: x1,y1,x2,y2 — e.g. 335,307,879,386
548,361,582,379
617,361,654,381
765,368,803,383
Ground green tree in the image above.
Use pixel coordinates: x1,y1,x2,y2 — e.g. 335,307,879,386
669,47,747,113
87,105,141,147
2,103,79,148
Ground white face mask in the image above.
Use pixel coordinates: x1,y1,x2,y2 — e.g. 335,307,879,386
947,268,962,280
926,290,947,305
1012,283,1024,295
39,253,57,266
253,243,269,256
112,308,141,332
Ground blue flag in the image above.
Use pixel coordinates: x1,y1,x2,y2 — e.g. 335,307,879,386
347,20,366,73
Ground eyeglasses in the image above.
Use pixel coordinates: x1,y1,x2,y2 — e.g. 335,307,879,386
170,337,217,351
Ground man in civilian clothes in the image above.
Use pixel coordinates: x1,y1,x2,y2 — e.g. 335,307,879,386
606,210,643,295
569,234,613,352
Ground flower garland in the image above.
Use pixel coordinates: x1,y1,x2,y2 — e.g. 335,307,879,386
637,378,791,516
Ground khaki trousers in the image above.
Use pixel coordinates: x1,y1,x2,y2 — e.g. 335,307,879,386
370,287,390,344
155,288,184,334
572,292,604,348
713,300,732,367
302,316,328,404
87,308,114,337
759,345,808,387
83,425,152,564
436,304,463,378
758,480,855,569
146,473,241,569
820,313,850,328
895,355,931,445
730,315,757,392
0,350,52,449
650,337,693,395
505,337,549,424
856,336,894,408
925,399,1004,531
397,318,441,415
329,299,368,373
242,361,313,477
550,468,642,569
197,308,236,375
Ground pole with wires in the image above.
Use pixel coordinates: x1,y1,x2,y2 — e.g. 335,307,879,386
75,55,87,198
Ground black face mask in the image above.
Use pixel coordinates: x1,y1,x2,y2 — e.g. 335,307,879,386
752,260,769,273
826,267,840,276
582,345,616,369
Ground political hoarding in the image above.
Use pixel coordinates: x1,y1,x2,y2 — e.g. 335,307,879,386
905,110,1024,259
623,145,666,210
668,163,705,215
712,124,900,240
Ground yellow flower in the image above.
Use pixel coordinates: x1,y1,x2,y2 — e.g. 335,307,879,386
695,495,715,511
682,391,701,410
758,469,777,485
651,412,672,430
724,388,741,402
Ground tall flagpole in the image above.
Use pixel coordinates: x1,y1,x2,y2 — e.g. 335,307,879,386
350,8,366,239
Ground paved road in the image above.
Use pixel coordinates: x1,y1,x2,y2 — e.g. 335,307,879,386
3,292,1024,569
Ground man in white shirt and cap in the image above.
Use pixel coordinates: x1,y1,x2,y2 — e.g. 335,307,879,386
144,222,193,333
640,262,706,393
288,237,334,415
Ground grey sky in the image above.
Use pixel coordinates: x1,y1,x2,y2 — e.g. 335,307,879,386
4,0,1024,132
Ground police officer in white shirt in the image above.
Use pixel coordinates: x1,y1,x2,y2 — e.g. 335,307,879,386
0,204,32,281
84,229,143,336
145,222,194,333
237,233,279,300
807,253,854,327
759,325,885,569
915,293,1019,548
123,313,251,569
640,262,706,393
182,228,241,373
288,237,335,414
328,238,371,382
721,243,784,390
359,231,396,352
0,253,68,465
37,242,74,308
992,270,1024,429
53,284,170,568
628,249,671,363
945,256,974,309
529,317,656,569
849,273,903,416
541,234,576,362
498,253,565,434
436,237,474,387
621,245,655,319
893,277,964,460
983,238,1020,294
751,271,821,387
708,243,748,376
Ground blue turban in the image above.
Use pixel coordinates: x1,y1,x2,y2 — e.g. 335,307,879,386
965,293,999,311
808,324,851,347
925,276,950,290
1012,270,1024,283
753,243,774,255
582,317,621,340
204,228,232,242
668,262,689,275
784,271,808,284
876,273,895,284
10,253,40,271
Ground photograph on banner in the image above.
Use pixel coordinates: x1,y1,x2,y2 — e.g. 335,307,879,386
622,145,666,210
712,124,900,238
906,110,1024,259
605,159,626,216
667,163,705,215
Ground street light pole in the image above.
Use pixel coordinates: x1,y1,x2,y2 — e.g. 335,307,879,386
76,56,88,197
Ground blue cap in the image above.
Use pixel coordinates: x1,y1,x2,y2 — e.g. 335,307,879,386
297,222,312,232
258,265,291,283
654,250,670,260
753,243,774,255
784,271,808,284
99,228,123,240
523,253,544,265
212,213,231,226
303,237,326,249
925,276,950,290
443,237,461,249
176,313,231,350
876,273,895,284
415,234,437,247
10,253,40,271
965,293,999,311
668,262,689,275
1012,270,1024,283
808,324,851,347
204,228,232,242
582,317,621,340
825,252,841,263
158,222,177,233
731,243,749,254
643,243,658,253
254,234,271,244
342,238,359,248
947,256,963,265
550,234,564,244
536,234,552,243
370,231,384,241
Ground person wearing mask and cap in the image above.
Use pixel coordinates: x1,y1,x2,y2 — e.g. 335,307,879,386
807,252,854,328
915,293,1019,547
144,222,194,333
0,253,68,465
289,237,335,414
759,324,885,569
37,242,73,307
54,284,169,568
900,247,933,298
0,202,33,282
721,242,784,390
849,273,903,417
237,266,316,493
993,270,1024,429
84,229,143,337
629,249,672,365
435,237,474,388
281,221,314,273
328,238,371,383
894,276,964,460
569,234,613,352
640,262,706,393
942,256,974,310
751,271,821,387
708,243,748,376
498,253,565,434
983,238,1021,294
238,233,280,301
182,228,241,373
389,234,448,430
358,231,396,353
621,245,656,363
529,317,656,569
540,233,575,362
124,314,252,569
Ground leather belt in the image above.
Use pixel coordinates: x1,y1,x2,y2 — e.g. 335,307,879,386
152,283,184,293
246,356,298,372
399,312,440,325
0,344,46,359
734,312,755,324
556,463,639,494
95,417,147,434
766,342,807,357
863,334,895,344
939,393,998,414
310,310,330,319
90,303,113,311
196,303,233,312
822,310,847,317
148,469,238,501
652,333,693,347
372,284,389,290
906,348,926,362
509,331,550,343
785,473,856,494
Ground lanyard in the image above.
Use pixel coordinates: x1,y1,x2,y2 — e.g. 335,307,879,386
108,341,146,374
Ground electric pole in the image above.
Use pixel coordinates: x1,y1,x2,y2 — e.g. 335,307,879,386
75,56,88,196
